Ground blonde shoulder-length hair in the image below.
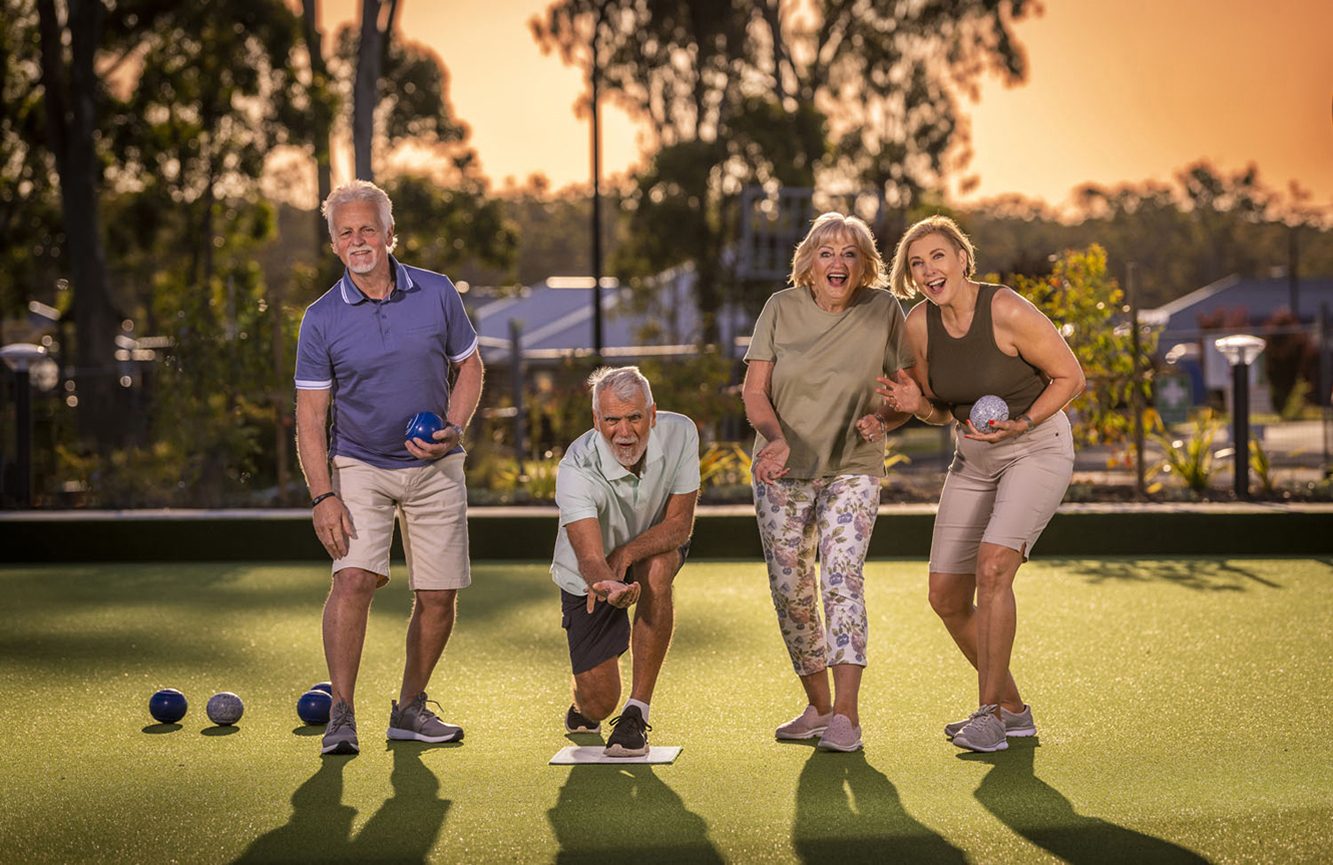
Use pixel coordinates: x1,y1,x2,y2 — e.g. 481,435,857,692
888,214,977,299
789,212,893,296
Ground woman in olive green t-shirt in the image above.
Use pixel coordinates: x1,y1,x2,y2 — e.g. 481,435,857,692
741,212,915,753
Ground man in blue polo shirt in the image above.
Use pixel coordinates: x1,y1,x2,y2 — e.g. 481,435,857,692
552,366,699,757
295,179,483,757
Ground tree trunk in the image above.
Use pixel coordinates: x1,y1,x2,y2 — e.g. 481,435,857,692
36,0,122,448
353,0,391,181
302,0,332,242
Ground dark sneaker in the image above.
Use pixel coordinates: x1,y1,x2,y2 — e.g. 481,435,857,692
565,704,600,734
387,692,464,744
605,705,651,757
944,704,1036,739
952,705,1009,753
321,700,359,756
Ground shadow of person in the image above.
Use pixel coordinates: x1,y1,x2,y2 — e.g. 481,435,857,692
962,738,1210,864
548,765,724,865
349,743,452,863
794,751,966,865
230,758,356,863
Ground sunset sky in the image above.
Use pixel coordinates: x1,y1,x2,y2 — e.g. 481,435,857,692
319,0,1332,211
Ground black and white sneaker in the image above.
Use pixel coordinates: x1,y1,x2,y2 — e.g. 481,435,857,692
605,705,651,757
565,704,600,733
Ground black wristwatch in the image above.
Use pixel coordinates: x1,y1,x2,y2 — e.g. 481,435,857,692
310,491,337,508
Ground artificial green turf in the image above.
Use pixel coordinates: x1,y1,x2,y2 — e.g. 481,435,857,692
0,558,1330,864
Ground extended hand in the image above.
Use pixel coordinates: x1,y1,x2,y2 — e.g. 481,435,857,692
875,369,923,416
587,580,641,613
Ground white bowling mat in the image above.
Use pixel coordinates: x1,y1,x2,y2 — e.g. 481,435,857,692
549,745,682,765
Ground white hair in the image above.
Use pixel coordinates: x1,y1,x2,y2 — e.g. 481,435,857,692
588,366,653,415
322,180,397,252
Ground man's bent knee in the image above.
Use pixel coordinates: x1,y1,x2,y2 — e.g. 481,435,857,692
634,549,683,594
573,659,621,720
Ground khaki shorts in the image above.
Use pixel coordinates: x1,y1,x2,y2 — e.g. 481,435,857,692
930,412,1074,575
330,453,471,591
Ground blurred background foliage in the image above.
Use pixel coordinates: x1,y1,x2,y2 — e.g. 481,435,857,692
1,0,1329,507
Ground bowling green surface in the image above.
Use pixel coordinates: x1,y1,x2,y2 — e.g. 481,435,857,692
0,558,1329,864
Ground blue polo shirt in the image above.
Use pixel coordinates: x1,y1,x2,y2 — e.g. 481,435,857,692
295,256,478,468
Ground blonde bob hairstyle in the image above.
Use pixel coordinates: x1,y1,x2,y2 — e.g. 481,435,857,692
789,212,891,296
888,214,977,299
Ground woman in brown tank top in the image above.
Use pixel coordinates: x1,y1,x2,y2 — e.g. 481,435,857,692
877,215,1085,753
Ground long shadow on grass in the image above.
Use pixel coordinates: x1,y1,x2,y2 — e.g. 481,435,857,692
548,765,724,864
1060,558,1286,592
961,738,1209,864
793,750,966,864
231,746,449,864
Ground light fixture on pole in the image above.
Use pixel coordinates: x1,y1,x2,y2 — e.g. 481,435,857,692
1213,334,1266,500
1,343,49,508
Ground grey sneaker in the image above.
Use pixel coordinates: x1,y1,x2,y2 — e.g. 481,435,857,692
952,705,1009,752
944,703,1036,739
816,713,863,752
387,692,464,743
321,700,359,756
776,705,833,740
565,704,600,733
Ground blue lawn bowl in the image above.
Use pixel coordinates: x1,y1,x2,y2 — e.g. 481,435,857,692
149,688,188,724
297,689,333,726
969,395,1010,430
404,411,444,444
311,681,333,695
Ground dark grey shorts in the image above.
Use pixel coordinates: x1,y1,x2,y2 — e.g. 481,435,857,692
560,541,690,675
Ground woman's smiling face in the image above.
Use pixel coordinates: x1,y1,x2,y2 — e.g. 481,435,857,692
907,232,969,303
810,232,865,312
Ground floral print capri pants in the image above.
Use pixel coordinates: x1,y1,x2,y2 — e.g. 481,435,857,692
753,473,879,675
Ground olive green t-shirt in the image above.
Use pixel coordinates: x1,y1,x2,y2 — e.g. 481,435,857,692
745,286,914,479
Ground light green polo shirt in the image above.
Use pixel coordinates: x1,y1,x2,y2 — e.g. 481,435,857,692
745,286,914,479
550,411,701,596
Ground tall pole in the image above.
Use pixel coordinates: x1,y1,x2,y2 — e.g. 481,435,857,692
1233,361,1250,500
1128,262,1146,498
1289,223,1300,319
15,367,32,508
589,4,604,359
510,319,527,461
1321,304,1331,474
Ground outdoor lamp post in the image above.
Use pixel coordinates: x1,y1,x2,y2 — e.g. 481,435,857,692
1,343,49,508
1214,334,1266,500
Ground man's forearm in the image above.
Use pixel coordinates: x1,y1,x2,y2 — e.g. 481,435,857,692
295,399,332,497
448,353,484,429
615,512,694,564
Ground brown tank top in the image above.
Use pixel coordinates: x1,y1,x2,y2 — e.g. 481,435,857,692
926,283,1046,423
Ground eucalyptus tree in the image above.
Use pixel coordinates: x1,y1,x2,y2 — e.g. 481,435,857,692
533,0,1034,340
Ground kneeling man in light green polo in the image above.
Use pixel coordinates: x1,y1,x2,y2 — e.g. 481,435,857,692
550,366,700,757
